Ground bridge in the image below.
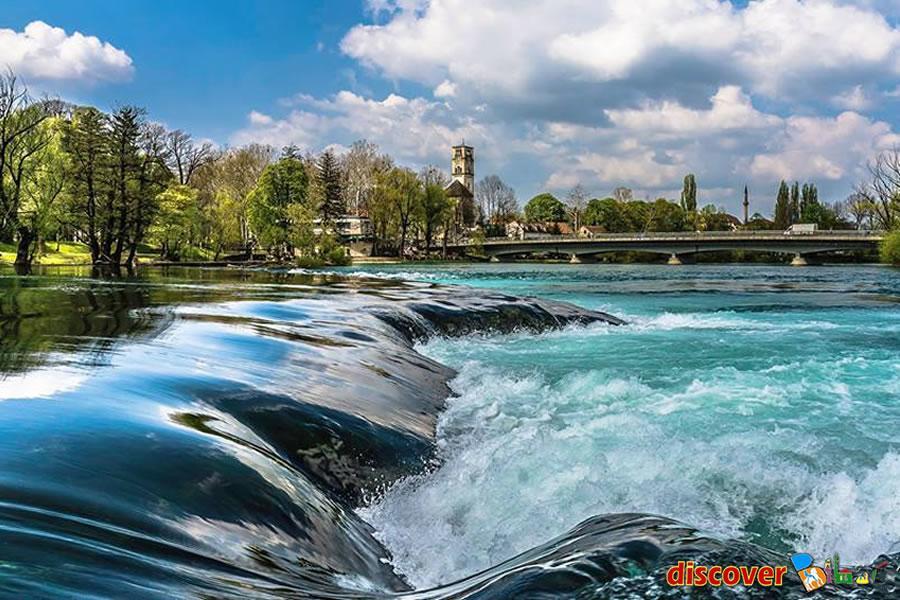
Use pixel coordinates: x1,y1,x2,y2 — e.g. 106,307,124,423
444,231,884,265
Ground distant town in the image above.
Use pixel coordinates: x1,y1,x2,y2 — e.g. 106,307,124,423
1,70,898,270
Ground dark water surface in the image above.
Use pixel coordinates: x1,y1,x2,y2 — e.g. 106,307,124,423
1,265,898,599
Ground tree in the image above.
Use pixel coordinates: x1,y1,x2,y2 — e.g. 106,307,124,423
19,119,68,264
198,144,274,254
316,150,345,223
566,184,588,230
0,72,55,268
680,174,697,212
612,186,633,202
148,184,200,260
419,166,451,253
863,148,900,230
680,174,697,230
384,167,421,257
845,191,875,229
476,175,517,226
881,230,900,265
774,180,791,229
247,155,309,259
61,106,110,264
789,181,800,224
166,129,213,185
647,198,687,232
524,192,566,222
368,167,399,256
340,140,385,216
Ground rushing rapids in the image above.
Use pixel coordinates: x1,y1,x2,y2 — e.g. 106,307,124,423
0,266,897,599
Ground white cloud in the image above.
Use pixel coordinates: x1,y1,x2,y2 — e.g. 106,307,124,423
248,110,274,125
0,20,133,83
832,85,874,110
232,0,900,215
606,86,781,136
232,90,491,168
749,111,900,182
433,79,456,98
342,0,900,106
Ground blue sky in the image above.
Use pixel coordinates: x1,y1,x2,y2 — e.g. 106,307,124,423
2,1,381,139
3,0,900,215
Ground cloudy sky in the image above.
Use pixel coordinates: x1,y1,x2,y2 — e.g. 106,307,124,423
3,0,900,215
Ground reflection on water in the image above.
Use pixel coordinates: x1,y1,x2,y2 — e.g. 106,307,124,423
0,265,628,599
2,264,897,599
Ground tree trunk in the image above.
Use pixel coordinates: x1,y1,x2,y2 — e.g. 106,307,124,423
14,226,34,268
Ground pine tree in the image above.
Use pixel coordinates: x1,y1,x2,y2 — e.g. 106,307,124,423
790,181,800,224
317,150,345,223
774,180,791,229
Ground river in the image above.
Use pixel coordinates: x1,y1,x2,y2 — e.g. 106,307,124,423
1,263,898,598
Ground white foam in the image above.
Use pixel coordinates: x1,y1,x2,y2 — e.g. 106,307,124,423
786,453,900,563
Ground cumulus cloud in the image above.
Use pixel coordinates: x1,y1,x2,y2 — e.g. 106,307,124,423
342,0,900,109
231,90,492,168
235,0,900,215
749,111,900,182
0,20,133,83
606,86,781,136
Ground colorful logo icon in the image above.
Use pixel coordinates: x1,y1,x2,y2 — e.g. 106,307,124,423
790,553,878,592
790,554,827,592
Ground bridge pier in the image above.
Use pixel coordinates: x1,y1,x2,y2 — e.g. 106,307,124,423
790,253,808,266
667,253,683,265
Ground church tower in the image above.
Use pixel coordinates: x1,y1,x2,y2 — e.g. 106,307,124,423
451,143,475,194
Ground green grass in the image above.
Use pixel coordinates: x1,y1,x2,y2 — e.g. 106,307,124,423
0,241,93,265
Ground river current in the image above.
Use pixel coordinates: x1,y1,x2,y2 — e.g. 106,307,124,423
1,263,899,598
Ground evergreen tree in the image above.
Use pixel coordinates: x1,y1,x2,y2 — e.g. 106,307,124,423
680,173,697,229
774,180,791,229
790,181,800,224
680,173,697,212
317,150,345,223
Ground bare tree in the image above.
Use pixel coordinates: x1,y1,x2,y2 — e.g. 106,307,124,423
166,129,213,185
845,190,876,230
866,147,900,230
476,175,517,226
340,139,383,216
613,186,634,202
566,183,588,231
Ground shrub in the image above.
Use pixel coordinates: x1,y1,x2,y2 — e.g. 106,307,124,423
881,230,900,265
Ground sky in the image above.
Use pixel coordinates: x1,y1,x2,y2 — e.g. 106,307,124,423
2,0,900,216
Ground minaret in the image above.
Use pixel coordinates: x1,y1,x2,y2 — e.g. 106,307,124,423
743,185,750,224
451,143,475,195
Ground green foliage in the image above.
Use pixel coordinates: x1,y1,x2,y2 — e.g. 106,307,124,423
420,182,451,250
316,150,344,222
698,204,733,231
790,181,800,224
880,230,900,265
774,180,791,229
680,174,697,213
524,193,566,222
148,185,201,261
248,156,309,258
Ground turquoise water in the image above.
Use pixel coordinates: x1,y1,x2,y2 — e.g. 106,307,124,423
344,264,900,588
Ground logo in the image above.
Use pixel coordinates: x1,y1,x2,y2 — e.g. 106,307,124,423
665,561,787,588
790,553,880,592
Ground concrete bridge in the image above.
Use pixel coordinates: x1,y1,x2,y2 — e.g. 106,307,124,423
445,231,884,265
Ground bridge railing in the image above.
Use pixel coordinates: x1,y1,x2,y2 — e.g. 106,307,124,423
475,230,884,245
